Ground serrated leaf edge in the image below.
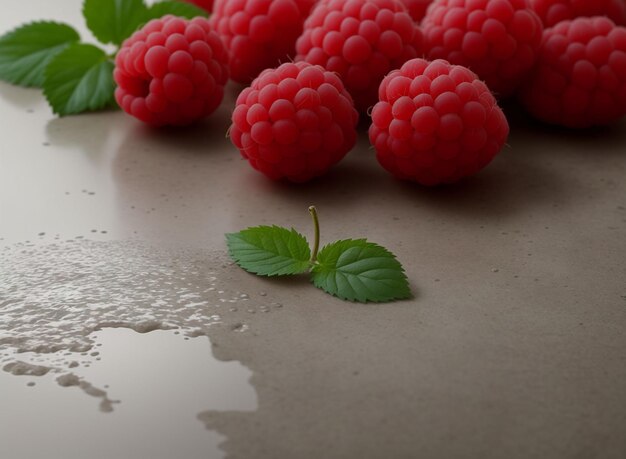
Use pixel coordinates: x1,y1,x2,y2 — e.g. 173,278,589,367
311,239,411,303
0,20,80,40
0,21,81,88
226,226,312,277
42,43,115,116
82,0,149,46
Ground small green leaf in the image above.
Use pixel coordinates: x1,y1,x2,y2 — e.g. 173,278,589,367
83,0,148,45
0,21,80,87
43,44,115,116
146,1,209,20
311,239,411,303
226,226,311,276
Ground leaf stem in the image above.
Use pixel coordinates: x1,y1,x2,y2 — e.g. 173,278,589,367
309,206,320,263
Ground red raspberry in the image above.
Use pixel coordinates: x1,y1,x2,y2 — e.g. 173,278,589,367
529,0,626,27
230,62,359,182
369,58,509,185
400,0,435,21
209,0,317,84
183,0,214,13
520,17,626,127
114,16,229,126
422,0,543,97
295,0,424,112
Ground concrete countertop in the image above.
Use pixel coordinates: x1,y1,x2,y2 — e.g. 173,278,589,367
1,2,625,459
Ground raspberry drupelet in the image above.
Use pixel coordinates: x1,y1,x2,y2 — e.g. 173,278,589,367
184,0,214,13
230,62,359,182
295,0,424,112
369,58,509,185
209,0,318,84
422,0,544,98
114,15,229,126
520,16,626,128
400,0,435,22
529,0,626,27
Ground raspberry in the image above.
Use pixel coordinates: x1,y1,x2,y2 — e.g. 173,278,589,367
209,0,317,84
183,0,214,13
369,58,509,185
400,0,435,21
230,62,359,182
422,0,544,97
114,16,229,126
295,0,424,112
520,17,626,127
529,0,626,27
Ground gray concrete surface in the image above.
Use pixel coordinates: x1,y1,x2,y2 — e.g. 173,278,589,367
1,2,626,458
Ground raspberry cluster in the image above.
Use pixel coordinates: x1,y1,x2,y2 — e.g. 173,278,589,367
369,58,509,185
401,0,435,21
114,15,229,126
296,0,424,112
422,0,544,97
184,0,214,13
521,17,626,127
529,0,626,27
112,0,624,184
230,62,359,182
209,0,317,84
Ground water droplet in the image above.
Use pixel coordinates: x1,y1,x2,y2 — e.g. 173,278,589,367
231,323,248,333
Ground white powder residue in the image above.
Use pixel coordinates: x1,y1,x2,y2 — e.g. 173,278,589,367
0,240,275,388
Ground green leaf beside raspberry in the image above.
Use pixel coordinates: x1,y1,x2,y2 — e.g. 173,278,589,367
311,239,411,303
0,22,80,87
43,44,115,116
227,207,412,304
145,1,209,20
82,0,148,46
227,226,311,276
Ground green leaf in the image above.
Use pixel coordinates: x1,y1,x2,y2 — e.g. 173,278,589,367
43,44,115,116
0,21,80,87
146,1,209,20
226,226,312,276
83,0,148,45
311,239,411,303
